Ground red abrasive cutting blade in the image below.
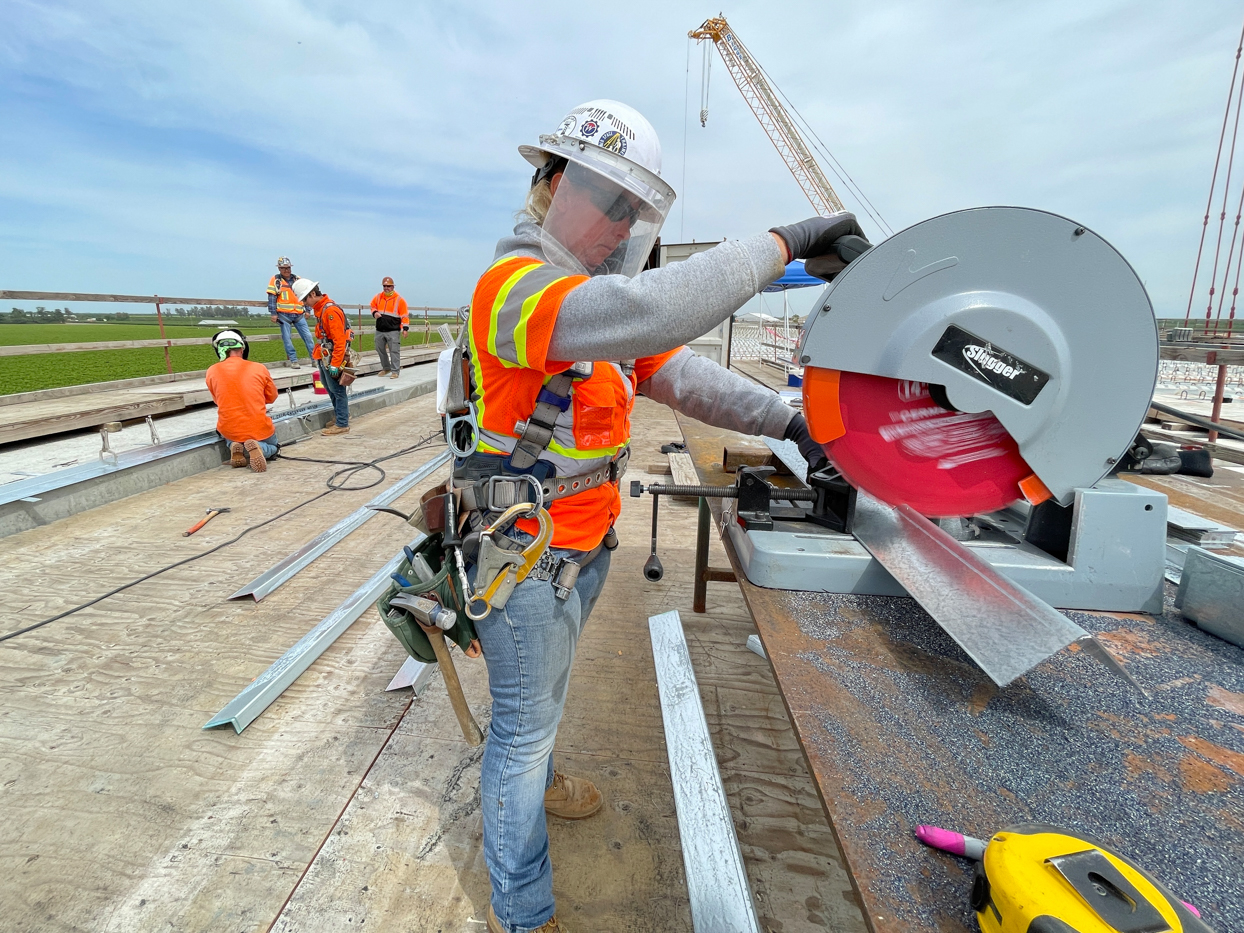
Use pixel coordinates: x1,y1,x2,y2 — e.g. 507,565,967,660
806,369,1045,517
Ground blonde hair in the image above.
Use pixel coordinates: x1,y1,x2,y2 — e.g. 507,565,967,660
519,178,553,225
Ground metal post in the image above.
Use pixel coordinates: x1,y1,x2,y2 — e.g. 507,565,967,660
693,496,710,613
154,296,173,375
1209,363,1229,442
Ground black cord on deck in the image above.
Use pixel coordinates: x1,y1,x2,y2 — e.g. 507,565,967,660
1,431,446,643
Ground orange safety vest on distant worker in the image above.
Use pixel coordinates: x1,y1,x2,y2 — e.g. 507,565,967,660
468,255,681,551
311,295,353,368
370,291,409,329
268,274,304,315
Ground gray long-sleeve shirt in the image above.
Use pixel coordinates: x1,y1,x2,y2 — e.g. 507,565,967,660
492,222,796,440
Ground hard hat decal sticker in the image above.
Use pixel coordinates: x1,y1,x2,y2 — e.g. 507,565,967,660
598,130,628,156
558,115,577,136
931,324,1049,405
580,120,599,138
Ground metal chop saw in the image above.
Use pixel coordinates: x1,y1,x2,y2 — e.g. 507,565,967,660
645,207,1168,687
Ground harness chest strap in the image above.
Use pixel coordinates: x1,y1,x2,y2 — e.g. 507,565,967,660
507,363,590,470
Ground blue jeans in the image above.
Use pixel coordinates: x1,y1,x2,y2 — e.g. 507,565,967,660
220,431,279,458
254,434,280,459
471,540,612,932
318,363,350,427
276,312,315,360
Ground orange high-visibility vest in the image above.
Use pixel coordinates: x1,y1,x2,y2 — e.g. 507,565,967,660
468,255,680,550
370,291,409,327
268,274,304,315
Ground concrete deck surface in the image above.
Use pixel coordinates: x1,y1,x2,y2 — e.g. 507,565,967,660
0,390,864,932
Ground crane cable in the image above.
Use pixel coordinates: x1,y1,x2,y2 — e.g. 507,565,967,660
1185,16,1244,336
693,32,893,237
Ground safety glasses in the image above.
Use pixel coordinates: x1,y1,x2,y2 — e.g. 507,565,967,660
578,178,644,226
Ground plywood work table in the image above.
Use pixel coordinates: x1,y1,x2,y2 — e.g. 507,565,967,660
676,414,1244,933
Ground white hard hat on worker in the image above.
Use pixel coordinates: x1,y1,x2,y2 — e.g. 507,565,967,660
519,99,675,279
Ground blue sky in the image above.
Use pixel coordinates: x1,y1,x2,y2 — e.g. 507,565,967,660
1,1,1241,319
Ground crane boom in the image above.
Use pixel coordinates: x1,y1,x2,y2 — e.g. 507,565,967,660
690,16,846,217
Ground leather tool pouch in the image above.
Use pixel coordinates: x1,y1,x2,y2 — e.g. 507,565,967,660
376,533,477,664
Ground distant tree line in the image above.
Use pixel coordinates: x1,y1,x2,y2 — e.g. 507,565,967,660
169,305,256,318
1,306,78,323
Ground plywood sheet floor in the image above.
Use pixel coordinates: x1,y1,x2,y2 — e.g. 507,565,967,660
0,393,863,933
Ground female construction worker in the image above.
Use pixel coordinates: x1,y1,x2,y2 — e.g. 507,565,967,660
467,99,870,933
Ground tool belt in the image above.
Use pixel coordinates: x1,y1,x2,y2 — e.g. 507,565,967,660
377,534,477,664
456,446,630,515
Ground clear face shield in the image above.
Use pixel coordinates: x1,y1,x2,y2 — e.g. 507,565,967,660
539,157,674,278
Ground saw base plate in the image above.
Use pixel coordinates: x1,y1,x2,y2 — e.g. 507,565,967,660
724,479,1165,614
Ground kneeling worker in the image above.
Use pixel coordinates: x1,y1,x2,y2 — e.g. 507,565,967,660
293,278,354,436
205,330,280,472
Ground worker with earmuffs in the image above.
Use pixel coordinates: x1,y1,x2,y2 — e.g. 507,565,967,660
294,278,356,437
205,330,280,472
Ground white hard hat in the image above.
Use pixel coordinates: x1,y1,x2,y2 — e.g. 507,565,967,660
520,99,665,180
520,100,675,278
212,329,250,361
292,279,319,302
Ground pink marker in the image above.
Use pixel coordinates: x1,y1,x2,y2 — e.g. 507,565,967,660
915,824,988,861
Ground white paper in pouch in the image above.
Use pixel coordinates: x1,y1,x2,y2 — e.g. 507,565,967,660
435,347,455,414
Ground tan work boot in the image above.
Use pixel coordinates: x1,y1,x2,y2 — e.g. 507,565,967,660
243,439,267,473
544,770,603,820
487,905,568,933
229,442,247,468
321,424,350,436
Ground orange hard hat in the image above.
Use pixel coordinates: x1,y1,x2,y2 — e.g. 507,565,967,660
382,276,394,286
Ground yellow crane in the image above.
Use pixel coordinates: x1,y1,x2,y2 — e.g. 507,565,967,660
690,14,889,232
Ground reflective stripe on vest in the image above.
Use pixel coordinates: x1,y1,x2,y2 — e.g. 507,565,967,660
469,256,638,473
269,275,303,314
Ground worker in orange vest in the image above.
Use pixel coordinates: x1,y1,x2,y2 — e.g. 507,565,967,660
452,99,870,933
205,330,280,472
293,279,354,436
267,257,314,368
369,276,408,379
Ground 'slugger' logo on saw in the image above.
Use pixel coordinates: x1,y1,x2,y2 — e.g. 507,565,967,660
961,344,1024,381
931,324,1050,405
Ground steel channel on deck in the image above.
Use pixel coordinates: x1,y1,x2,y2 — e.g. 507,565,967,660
649,610,761,933
0,386,387,508
230,449,450,601
205,537,424,733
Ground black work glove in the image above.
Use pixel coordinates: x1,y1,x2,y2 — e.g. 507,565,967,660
783,413,829,475
770,214,872,281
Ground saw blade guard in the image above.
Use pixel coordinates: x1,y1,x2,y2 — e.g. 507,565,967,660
797,207,1158,507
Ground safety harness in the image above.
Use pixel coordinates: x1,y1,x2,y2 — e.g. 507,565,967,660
435,318,625,613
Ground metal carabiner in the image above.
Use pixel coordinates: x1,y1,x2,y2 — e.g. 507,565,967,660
464,505,554,620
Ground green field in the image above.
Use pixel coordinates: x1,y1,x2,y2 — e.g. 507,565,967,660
0,320,444,395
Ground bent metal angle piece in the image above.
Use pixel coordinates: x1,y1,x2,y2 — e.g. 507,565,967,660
850,490,1139,689
649,610,762,933
204,536,424,733
229,449,450,601
385,655,438,693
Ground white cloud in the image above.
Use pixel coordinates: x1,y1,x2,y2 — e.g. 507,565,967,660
0,0,1242,314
